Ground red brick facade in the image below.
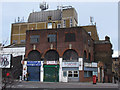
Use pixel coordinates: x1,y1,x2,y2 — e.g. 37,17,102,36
25,27,94,61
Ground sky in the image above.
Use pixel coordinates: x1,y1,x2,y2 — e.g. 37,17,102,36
0,0,119,57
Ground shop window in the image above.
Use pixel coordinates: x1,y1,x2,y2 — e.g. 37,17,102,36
68,71,78,77
74,71,78,77
65,33,76,42
47,34,56,42
84,71,92,77
70,18,72,27
63,71,67,77
30,35,40,43
68,71,72,77
48,22,52,29
63,20,66,28
84,71,87,77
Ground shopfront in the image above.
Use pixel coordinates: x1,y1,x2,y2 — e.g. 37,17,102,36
84,62,98,78
43,61,59,82
62,62,79,82
27,61,41,81
23,61,43,81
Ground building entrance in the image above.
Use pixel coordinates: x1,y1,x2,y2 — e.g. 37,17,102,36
27,66,40,81
44,65,59,82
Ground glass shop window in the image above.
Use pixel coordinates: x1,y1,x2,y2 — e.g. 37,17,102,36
68,71,72,77
84,71,92,77
47,34,56,43
30,35,40,43
74,71,78,77
65,33,76,42
63,71,67,77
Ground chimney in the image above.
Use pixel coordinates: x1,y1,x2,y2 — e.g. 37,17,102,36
105,36,110,41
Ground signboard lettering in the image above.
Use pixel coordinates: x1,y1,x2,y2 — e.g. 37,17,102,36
62,62,79,67
46,61,57,65
27,61,41,66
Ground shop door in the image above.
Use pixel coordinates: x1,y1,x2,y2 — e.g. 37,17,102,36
44,65,59,82
27,66,40,81
68,71,79,82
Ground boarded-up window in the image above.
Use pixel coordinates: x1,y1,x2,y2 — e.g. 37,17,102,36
65,33,76,42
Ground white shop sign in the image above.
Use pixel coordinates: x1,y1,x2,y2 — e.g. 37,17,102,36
84,63,92,67
92,62,97,67
0,54,11,68
79,58,83,70
46,61,57,65
62,62,79,67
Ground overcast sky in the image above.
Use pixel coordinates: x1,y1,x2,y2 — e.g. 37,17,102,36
0,1,119,57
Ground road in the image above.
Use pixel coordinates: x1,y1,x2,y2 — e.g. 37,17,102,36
5,81,118,89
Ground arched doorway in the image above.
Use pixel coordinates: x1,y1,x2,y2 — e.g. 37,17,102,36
62,49,79,82
27,50,41,81
44,50,59,82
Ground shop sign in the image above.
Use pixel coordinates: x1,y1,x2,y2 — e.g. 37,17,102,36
84,63,92,67
0,54,11,68
79,58,83,70
27,61,41,66
46,61,57,65
84,67,98,71
62,62,79,67
92,62,97,67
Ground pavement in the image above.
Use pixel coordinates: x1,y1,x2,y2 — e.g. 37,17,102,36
5,81,119,89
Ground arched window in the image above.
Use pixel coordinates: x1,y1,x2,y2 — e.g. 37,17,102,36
44,50,59,61
28,50,41,61
63,49,78,61
83,51,87,60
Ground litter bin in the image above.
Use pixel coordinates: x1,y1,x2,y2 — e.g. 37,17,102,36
93,75,96,84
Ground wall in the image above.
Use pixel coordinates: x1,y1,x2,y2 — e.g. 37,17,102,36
94,37,113,83
25,27,94,60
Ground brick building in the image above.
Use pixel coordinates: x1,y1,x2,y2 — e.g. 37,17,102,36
2,4,113,83
22,26,98,82
94,36,113,82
